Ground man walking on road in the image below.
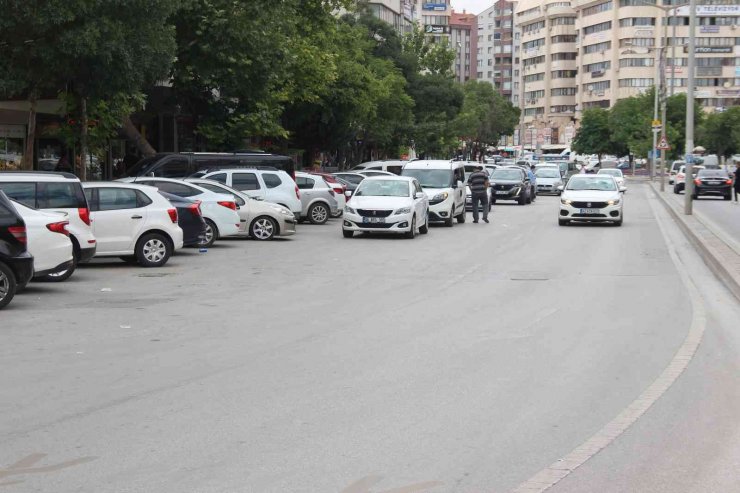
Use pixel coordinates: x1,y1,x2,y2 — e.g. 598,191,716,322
734,166,740,203
468,166,490,223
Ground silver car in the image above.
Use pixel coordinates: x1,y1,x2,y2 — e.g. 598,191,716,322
534,166,564,195
295,172,339,224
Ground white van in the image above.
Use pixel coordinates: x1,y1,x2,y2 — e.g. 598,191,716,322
351,160,407,175
669,160,685,184
198,169,302,218
401,160,466,226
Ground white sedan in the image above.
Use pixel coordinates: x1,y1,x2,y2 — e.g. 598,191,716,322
559,175,624,227
187,179,297,240
342,176,429,239
12,202,75,281
597,168,627,191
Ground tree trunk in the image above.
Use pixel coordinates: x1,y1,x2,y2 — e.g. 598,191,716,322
79,97,88,181
21,94,37,170
121,114,156,157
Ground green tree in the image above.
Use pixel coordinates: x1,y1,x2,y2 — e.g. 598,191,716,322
572,108,613,161
697,107,740,159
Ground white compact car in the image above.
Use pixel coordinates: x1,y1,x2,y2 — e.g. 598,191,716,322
597,168,627,191
401,160,466,226
187,179,297,240
82,182,184,267
197,169,302,219
559,175,624,227
342,176,429,239
12,201,75,281
295,171,339,224
120,177,241,247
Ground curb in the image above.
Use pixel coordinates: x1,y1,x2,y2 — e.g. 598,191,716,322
649,182,740,302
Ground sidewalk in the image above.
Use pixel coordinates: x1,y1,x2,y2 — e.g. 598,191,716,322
649,181,740,301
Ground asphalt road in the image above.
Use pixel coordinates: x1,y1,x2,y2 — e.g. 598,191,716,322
1,183,738,493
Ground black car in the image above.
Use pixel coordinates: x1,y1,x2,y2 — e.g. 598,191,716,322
489,167,532,205
0,191,34,309
158,191,207,247
692,169,733,200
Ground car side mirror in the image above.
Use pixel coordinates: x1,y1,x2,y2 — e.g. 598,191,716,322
414,192,424,199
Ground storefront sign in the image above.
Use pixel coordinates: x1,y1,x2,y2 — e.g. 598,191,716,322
0,124,25,139
687,46,732,54
717,89,740,97
675,5,740,16
700,25,720,33
423,3,447,11
424,24,451,34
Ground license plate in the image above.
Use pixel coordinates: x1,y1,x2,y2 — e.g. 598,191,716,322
707,181,720,185
496,190,508,195
363,217,385,224
579,208,599,214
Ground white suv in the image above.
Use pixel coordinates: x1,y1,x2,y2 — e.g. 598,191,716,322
197,169,302,219
82,183,184,267
0,172,96,276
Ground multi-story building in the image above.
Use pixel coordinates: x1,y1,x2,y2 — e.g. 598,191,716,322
416,0,453,41
361,1,417,34
450,10,478,83
477,1,517,100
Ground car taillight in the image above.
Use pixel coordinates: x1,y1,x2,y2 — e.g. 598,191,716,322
8,226,26,244
694,179,701,185
726,179,733,185
295,185,301,200
188,202,202,217
78,207,91,225
218,200,237,211
47,221,70,236
167,208,178,223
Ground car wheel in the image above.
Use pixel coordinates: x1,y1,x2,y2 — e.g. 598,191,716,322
308,203,329,225
614,217,623,227
0,261,17,310
136,233,172,268
342,230,354,238
456,208,466,223
558,219,569,226
405,215,417,239
444,207,454,227
199,219,218,248
250,216,277,240
420,213,429,234
518,192,527,205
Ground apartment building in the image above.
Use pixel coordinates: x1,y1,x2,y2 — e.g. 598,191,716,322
363,1,417,34
416,0,453,40
451,10,478,83
477,1,517,101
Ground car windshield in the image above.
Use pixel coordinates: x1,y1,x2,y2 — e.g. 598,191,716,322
492,169,522,180
697,170,728,178
567,177,617,191
401,169,452,188
598,169,622,177
354,180,409,197
535,169,560,178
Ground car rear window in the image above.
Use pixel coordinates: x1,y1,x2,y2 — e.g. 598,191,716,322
262,173,282,188
0,181,87,209
697,170,728,178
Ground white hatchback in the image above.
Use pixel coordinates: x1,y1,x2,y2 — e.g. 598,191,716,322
597,168,627,191
559,175,624,227
342,176,429,239
82,183,184,267
12,201,75,281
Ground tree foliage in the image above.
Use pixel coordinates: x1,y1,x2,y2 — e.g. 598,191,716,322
697,107,740,158
572,108,613,159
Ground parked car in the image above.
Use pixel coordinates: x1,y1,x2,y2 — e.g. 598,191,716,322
691,169,733,200
295,171,339,224
158,192,207,247
12,201,74,281
597,168,627,191
0,171,96,278
534,166,564,195
123,151,295,179
356,170,396,178
120,177,240,248
559,175,623,226
307,171,347,217
187,179,297,240
342,176,429,239
82,182,184,267
401,160,466,226
0,191,34,309
673,165,705,194
669,160,685,184
350,160,407,175
490,167,532,205
196,168,302,219
334,172,366,188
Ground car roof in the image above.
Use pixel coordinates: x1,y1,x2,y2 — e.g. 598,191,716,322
0,171,80,182
403,160,459,170
362,175,415,182
82,181,160,192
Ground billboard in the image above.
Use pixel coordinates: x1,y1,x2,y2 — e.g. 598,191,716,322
423,3,447,11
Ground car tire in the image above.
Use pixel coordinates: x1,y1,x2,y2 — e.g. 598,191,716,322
518,192,527,205
456,209,466,223
135,233,172,268
119,256,138,264
308,203,329,225
199,219,218,248
558,219,569,226
0,261,18,310
250,216,277,241
673,184,681,194
342,230,354,238
405,215,417,239
420,214,429,234
614,217,623,227
444,208,454,227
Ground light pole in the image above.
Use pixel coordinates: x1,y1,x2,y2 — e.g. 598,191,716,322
684,0,697,215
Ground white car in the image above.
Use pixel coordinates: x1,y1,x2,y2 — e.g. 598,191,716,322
187,179,297,240
673,165,705,194
295,171,339,224
342,176,429,239
82,182,184,267
401,160,466,226
197,169,302,219
12,201,75,281
597,168,627,191
668,160,685,184
559,175,624,227
535,166,564,195
120,177,241,247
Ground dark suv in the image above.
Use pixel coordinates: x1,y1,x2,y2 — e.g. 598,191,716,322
692,169,733,200
490,167,533,205
0,191,34,309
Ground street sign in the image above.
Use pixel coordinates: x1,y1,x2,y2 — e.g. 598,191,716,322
657,136,671,150
651,119,662,131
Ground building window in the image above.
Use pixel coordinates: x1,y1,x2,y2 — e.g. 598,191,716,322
523,38,546,50
619,58,654,67
584,61,611,72
551,17,576,26
551,70,577,78
552,87,578,96
585,80,611,92
524,72,546,83
525,90,546,99
552,52,577,61
523,21,545,33
523,55,546,67
583,1,612,17
524,107,545,116
583,41,611,54
551,105,576,113
551,35,577,43
619,38,655,48
619,0,654,6
583,100,610,109
618,78,654,87
584,21,612,35
619,17,656,27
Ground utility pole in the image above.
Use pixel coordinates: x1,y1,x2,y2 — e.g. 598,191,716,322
651,44,660,181
659,22,668,192
684,0,696,215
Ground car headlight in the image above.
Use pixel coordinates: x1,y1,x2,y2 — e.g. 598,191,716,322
269,205,293,216
432,192,449,201
561,198,572,205
608,199,621,205
394,206,411,215
344,205,356,214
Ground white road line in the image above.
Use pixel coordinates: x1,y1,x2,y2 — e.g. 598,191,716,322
510,189,708,493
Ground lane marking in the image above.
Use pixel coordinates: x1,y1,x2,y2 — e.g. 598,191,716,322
511,187,708,493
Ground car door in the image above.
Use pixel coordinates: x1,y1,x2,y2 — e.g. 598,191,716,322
413,180,426,219
295,176,316,211
89,187,148,253
231,172,265,200
453,167,465,210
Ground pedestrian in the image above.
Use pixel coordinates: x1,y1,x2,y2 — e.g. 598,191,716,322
734,166,740,204
468,165,490,223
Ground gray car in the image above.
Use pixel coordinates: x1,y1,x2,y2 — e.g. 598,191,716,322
294,172,339,224
534,167,564,195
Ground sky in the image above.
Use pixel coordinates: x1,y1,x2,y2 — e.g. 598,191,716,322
450,0,493,15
